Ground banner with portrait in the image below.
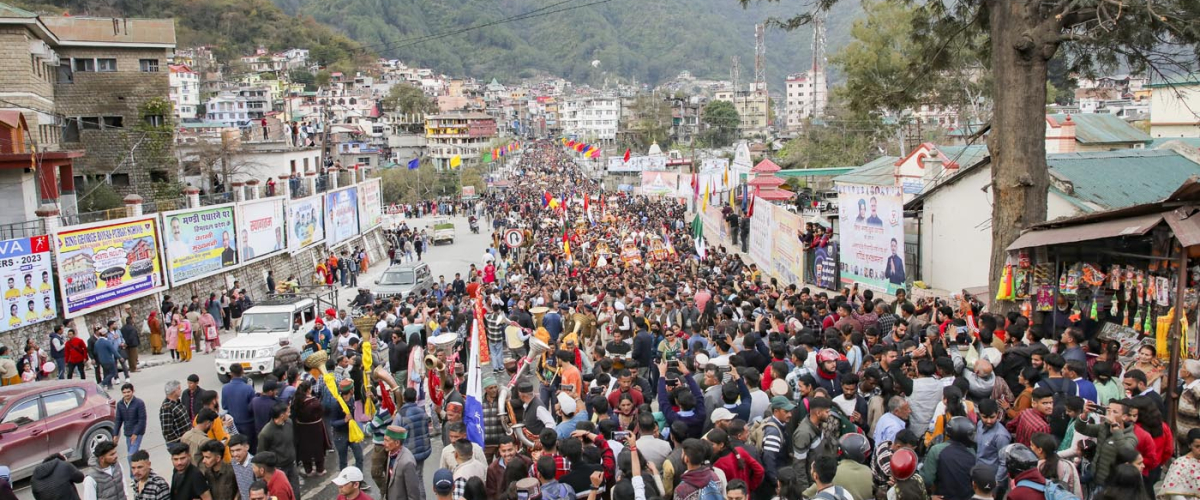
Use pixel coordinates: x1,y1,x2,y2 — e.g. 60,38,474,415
161,205,238,285
236,197,287,264
55,216,165,318
358,178,383,232
836,183,906,294
287,195,325,253
0,235,56,331
325,186,360,248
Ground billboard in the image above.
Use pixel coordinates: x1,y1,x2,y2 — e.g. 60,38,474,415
770,205,806,285
55,216,165,318
287,195,325,253
359,178,383,230
461,185,476,198
161,205,238,285
640,171,680,196
236,197,287,263
325,186,360,248
607,155,667,173
0,236,56,331
747,198,774,269
836,183,906,294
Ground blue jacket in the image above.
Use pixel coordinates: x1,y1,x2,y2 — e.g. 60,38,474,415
632,331,654,368
114,397,147,437
658,373,706,439
250,394,277,436
394,402,432,462
94,337,119,365
542,312,563,343
221,377,256,425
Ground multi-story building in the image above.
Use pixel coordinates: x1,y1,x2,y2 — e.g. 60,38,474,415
785,69,827,130
43,14,177,195
425,111,497,171
1149,75,1200,138
713,89,770,137
169,64,199,120
204,86,272,127
560,95,620,143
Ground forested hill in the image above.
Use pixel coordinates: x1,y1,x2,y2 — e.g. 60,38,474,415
13,0,366,71
270,0,862,86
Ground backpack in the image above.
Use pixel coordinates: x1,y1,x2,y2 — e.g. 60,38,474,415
683,479,725,500
1017,479,1081,500
746,418,781,451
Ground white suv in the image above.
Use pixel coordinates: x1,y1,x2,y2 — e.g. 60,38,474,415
215,296,315,382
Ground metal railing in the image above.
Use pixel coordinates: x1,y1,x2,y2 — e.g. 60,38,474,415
200,192,235,206
60,207,128,227
143,198,185,215
0,218,47,240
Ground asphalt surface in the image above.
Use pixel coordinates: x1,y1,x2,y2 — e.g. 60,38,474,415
9,213,493,500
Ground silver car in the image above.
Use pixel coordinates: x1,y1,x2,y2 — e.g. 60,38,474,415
374,262,434,299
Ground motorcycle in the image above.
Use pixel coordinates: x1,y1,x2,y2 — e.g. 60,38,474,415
469,218,479,234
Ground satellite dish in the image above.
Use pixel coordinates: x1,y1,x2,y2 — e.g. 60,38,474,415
591,60,601,68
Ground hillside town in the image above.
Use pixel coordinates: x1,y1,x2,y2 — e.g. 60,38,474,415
1,3,1200,500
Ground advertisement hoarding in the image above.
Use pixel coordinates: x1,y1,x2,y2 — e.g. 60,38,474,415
607,156,668,173
747,197,774,270
836,183,906,294
55,216,165,318
236,197,287,263
359,178,383,231
161,205,238,285
770,205,806,285
287,195,325,253
325,186,360,248
640,171,680,196
0,235,57,331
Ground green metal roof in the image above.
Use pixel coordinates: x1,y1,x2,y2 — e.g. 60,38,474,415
777,167,857,178
1146,74,1200,88
1149,137,1200,149
1048,149,1200,211
0,2,37,18
936,144,989,170
832,156,900,186
1047,113,1151,145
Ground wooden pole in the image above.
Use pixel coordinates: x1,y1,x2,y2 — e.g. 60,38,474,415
1168,242,1189,429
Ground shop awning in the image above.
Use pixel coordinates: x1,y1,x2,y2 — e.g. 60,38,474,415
1006,212,1164,250
1163,205,1200,247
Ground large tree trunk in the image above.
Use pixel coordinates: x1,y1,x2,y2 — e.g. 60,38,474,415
987,0,1056,313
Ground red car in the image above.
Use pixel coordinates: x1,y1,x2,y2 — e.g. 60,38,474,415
0,380,116,482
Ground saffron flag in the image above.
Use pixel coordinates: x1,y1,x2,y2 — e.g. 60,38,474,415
407,158,419,170
463,314,485,447
729,184,736,208
702,182,710,209
623,149,632,163
562,226,572,262
450,155,462,168
724,166,729,188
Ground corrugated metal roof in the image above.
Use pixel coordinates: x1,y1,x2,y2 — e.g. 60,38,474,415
777,167,857,178
832,156,899,186
0,2,37,18
1048,149,1200,211
934,144,989,170
1007,212,1164,250
1149,137,1200,149
1047,114,1150,145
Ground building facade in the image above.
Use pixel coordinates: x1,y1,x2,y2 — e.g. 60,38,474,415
169,63,199,120
785,69,827,130
425,111,497,171
713,89,769,137
560,96,620,142
1149,77,1200,138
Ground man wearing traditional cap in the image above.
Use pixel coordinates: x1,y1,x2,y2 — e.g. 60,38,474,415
517,380,554,438
331,378,364,471
481,376,505,462
383,425,422,500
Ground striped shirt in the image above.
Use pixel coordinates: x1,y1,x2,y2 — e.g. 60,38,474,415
485,312,508,343
364,407,393,445
133,472,171,500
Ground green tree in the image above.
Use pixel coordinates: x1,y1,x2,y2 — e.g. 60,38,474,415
749,0,1200,307
623,95,674,151
701,100,740,148
288,69,316,91
382,84,439,116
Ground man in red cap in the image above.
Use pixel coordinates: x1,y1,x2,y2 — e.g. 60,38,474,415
311,318,332,351
325,308,343,334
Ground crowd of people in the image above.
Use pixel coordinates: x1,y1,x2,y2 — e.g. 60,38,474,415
4,139,1200,500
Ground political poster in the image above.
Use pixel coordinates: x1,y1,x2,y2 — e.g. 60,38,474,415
236,197,287,263
55,216,165,318
325,186,360,248
770,205,806,285
748,197,774,266
287,195,325,253
700,205,727,244
640,171,680,196
836,183,906,294
358,178,383,231
0,235,57,331
814,243,839,290
161,205,237,285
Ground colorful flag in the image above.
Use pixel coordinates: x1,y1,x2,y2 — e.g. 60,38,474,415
482,152,492,164
729,183,736,208
702,182,710,209
450,155,462,169
692,213,706,260
562,226,572,262
590,149,601,158
623,149,632,163
584,195,593,224
407,158,419,170
748,194,756,217
463,313,485,447
724,166,729,188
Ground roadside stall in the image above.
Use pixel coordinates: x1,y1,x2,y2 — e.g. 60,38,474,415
1003,178,1200,426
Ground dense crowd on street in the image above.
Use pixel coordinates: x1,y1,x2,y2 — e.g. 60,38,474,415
3,139,1200,500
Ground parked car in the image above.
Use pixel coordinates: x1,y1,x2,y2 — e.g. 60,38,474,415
0,380,116,481
215,293,319,383
428,217,456,244
373,262,435,300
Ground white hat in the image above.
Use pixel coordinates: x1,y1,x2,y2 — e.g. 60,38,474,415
710,407,735,423
331,466,364,486
614,301,626,311
556,393,578,416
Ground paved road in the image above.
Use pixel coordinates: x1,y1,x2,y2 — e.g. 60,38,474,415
10,214,493,500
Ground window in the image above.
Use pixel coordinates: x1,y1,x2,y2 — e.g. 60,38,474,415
57,63,73,83
96,59,117,72
42,391,80,417
357,157,371,164
144,115,165,127
150,170,169,182
139,59,159,72
110,173,131,186
2,398,39,426
72,58,95,72
102,116,124,129
79,117,101,130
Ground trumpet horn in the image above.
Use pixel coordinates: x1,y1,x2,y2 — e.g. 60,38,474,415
529,306,550,327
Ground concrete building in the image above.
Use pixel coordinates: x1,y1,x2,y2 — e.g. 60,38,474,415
713,89,769,138
785,69,827,130
1148,76,1200,138
560,95,620,143
169,63,199,120
425,111,497,171
1045,113,1150,153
